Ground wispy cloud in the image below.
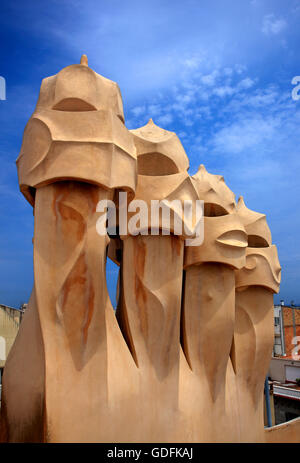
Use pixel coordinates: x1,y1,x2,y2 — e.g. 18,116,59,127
211,115,280,154
125,56,300,306
262,14,287,36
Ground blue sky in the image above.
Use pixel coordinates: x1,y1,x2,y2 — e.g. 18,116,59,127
0,0,299,307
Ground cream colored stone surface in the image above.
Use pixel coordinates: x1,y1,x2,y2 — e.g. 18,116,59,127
16,55,136,206
1,57,298,443
228,197,282,441
265,418,300,443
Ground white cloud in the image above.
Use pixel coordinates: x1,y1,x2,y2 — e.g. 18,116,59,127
246,87,278,107
127,63,264,132
262,14,287,36
201,70,219,86
183,55,203,70
131,105,146,117
235,64,247,75
156,113,173,126
148,104,162,116
213,85,235,97
224,67,233,76
178,131,188,139
212,115,280,154
237,77,255,90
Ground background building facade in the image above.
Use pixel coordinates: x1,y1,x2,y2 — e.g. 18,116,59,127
0,303,26,401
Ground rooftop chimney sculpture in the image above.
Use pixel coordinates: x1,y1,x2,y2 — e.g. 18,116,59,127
1,56,298,443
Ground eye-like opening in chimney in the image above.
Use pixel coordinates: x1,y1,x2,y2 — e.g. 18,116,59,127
53,98,97,112
137,152,180,176
204,203,229,217
247,235,269,248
